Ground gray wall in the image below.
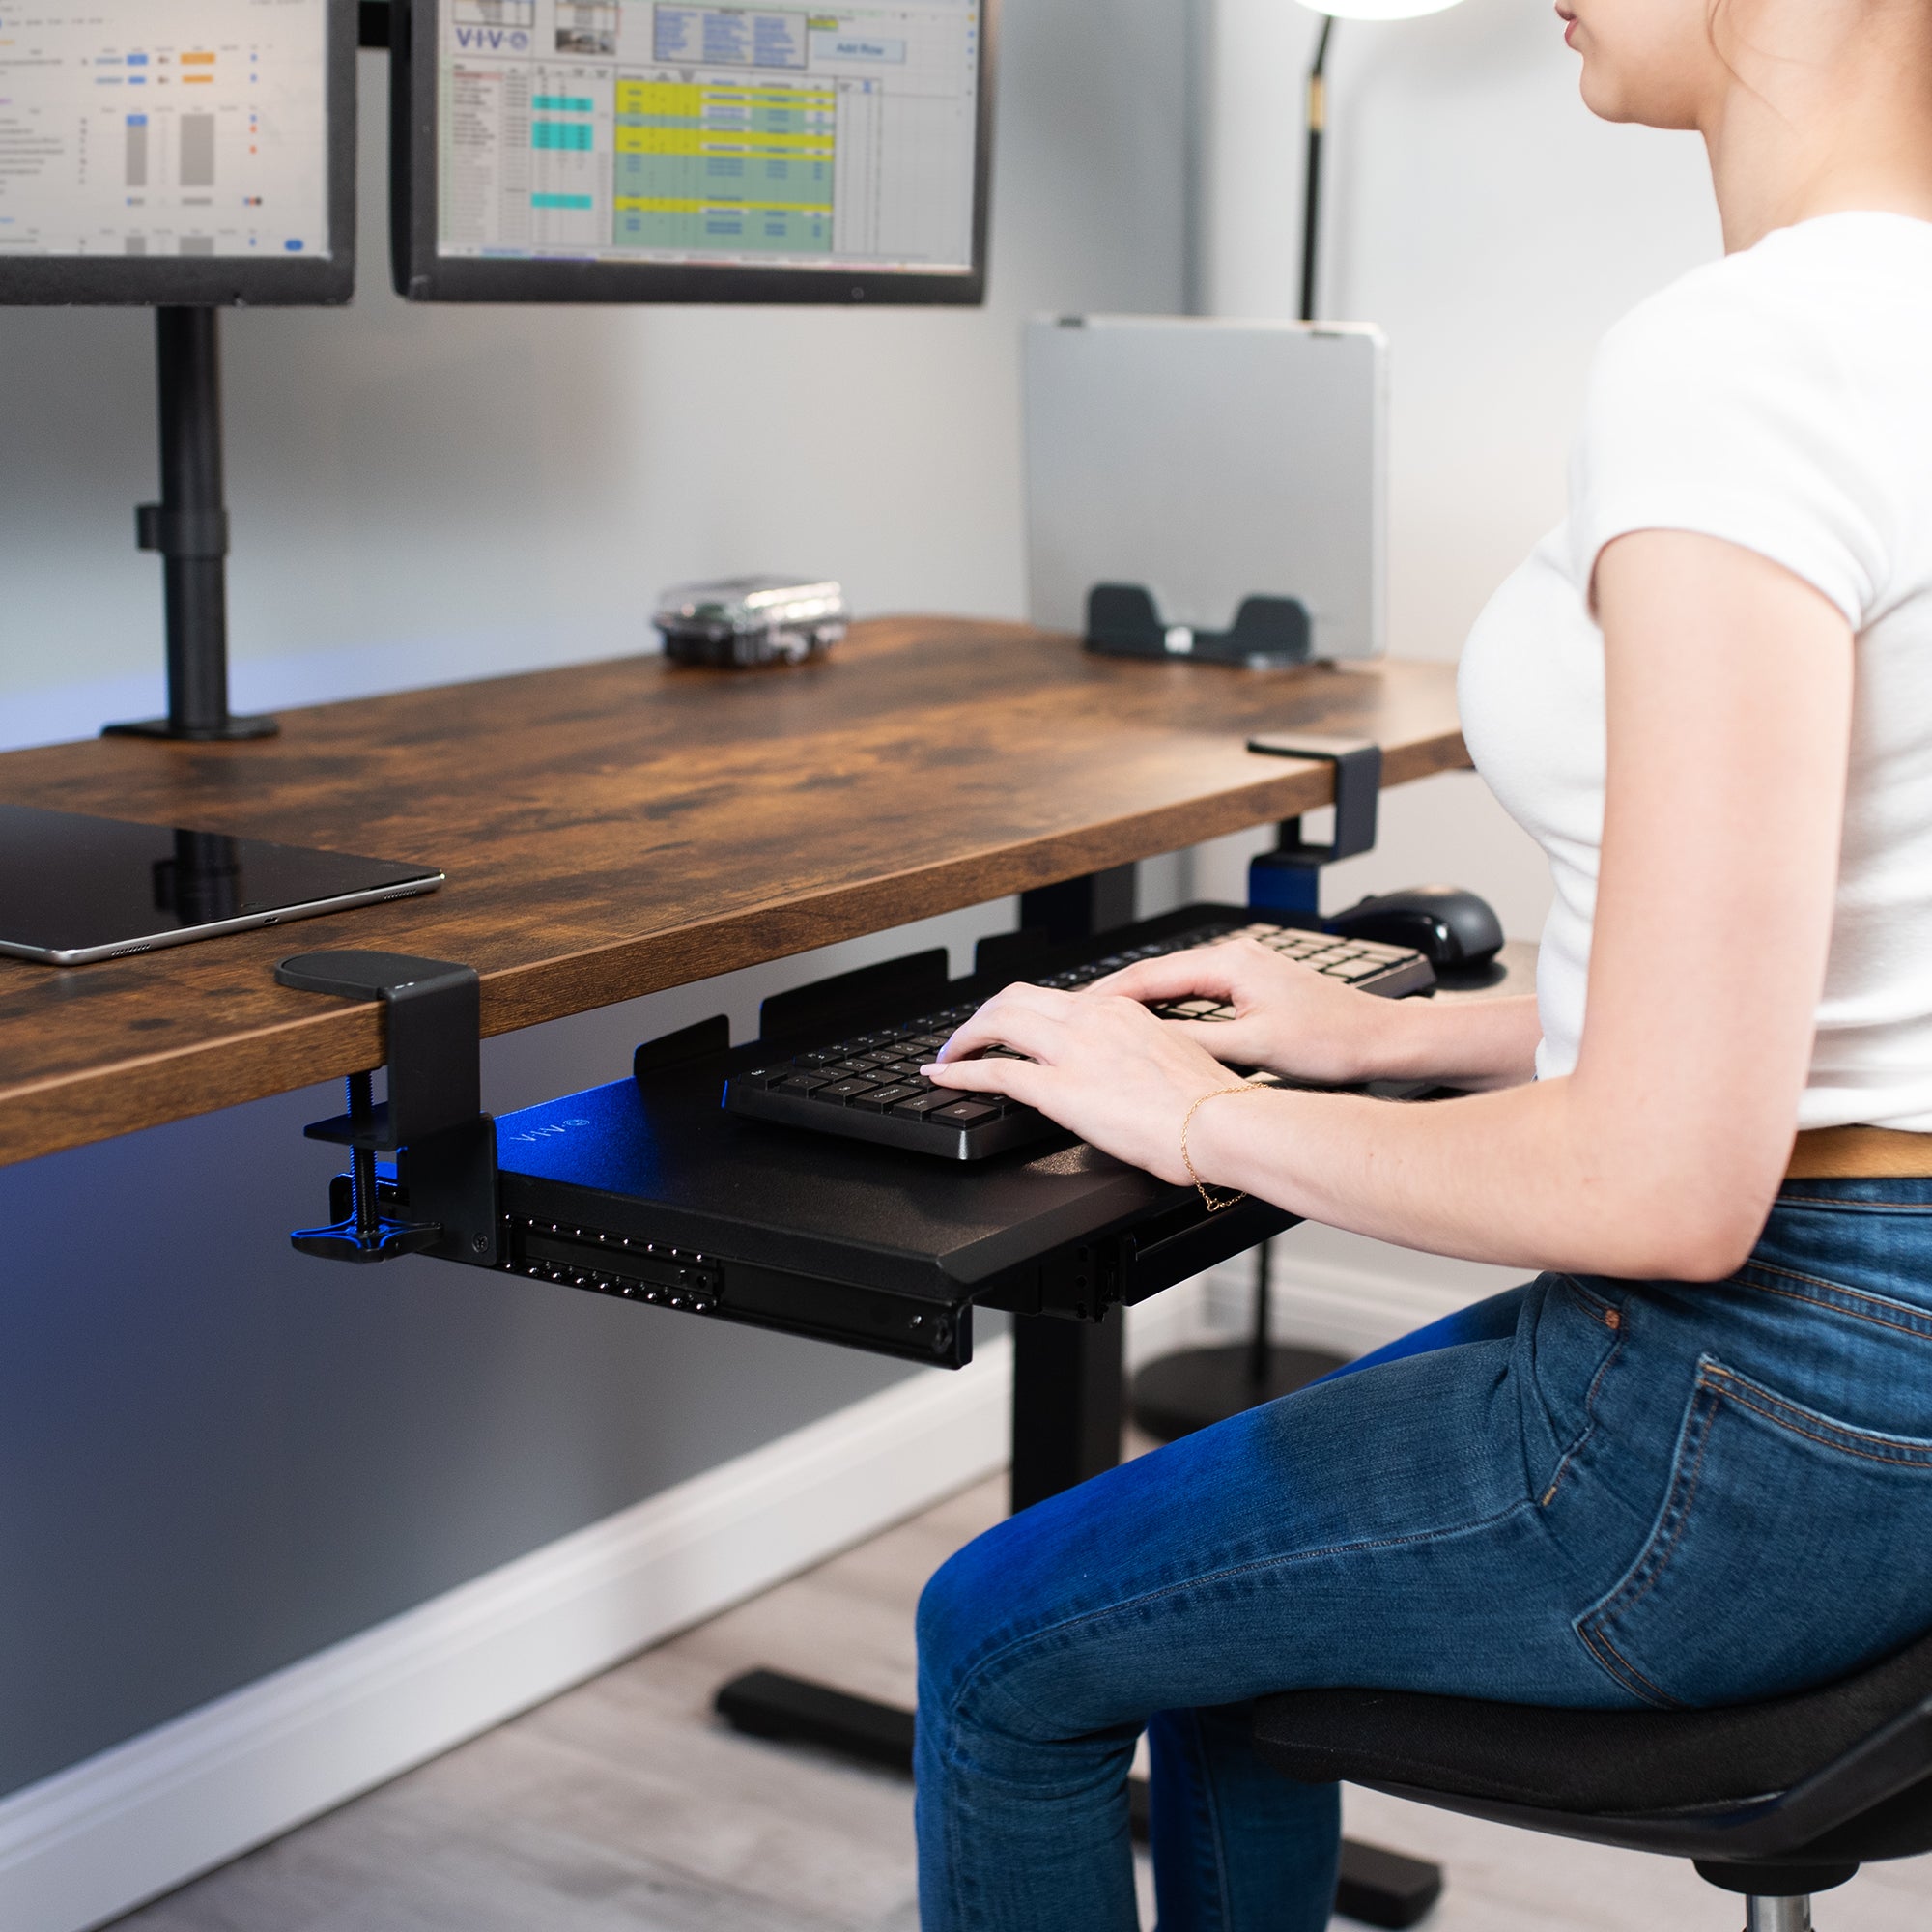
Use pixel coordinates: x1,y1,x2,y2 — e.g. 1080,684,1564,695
0,3,1192,1800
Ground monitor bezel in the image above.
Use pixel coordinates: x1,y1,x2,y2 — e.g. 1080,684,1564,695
0,0,357,307
390,0,996,305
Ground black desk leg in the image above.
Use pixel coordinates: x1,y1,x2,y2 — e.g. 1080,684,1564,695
1011,1304,1124,1513
1018,865,1137,947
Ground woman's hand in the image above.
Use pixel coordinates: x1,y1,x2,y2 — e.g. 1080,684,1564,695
1083,937,1406,1086
923,983,1248,1183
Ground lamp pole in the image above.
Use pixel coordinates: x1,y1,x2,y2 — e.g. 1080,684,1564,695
1299,14,1335,322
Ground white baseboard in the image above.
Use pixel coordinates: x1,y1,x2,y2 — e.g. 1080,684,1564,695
0,1291,1204,1932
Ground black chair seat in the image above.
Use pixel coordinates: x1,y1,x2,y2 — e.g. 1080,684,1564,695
1252,1624,1932,1868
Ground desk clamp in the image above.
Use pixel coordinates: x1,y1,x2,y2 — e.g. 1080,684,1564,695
277,951,499,1267
1244,733,1382,917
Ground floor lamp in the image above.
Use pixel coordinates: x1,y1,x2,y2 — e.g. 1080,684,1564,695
1131,0,1468,1445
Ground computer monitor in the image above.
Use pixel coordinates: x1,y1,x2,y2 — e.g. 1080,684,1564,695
0,0,355,740
0,0,356,305
389,0,993,303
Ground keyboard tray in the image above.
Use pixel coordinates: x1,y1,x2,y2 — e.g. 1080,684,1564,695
487,906,1314,1368
493,1067,1292,1369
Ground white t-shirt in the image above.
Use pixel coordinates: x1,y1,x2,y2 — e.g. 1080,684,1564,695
1459,212,1932,1131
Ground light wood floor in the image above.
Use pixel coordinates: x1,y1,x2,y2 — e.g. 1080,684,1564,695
116,1465,1932,1932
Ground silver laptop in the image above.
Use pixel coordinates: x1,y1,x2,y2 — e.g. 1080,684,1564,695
1023,315,1387,661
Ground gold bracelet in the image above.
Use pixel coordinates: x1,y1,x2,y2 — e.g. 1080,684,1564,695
1179,1083,1270,1212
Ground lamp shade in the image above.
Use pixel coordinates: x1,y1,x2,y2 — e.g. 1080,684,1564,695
1299,0,1463,16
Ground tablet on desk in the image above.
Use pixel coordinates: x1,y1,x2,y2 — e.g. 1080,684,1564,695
0,805,443,967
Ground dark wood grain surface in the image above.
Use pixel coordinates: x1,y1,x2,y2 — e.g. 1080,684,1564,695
0,618,1466,1166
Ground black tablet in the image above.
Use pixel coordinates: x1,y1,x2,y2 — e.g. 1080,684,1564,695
0,806,443,967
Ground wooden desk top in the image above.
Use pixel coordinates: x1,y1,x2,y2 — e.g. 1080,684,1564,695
0,618,1465,1166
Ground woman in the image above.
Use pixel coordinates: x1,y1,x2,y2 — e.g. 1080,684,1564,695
911,0,1932,1923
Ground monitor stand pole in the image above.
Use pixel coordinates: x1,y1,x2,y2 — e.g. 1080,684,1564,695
103,306,277,742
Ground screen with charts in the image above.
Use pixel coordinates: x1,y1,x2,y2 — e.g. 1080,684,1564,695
426,0,984,288
0,0,333,264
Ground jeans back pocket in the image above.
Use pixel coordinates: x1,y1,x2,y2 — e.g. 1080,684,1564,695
1575,1353,1932,1709
1526,1276,1627,1506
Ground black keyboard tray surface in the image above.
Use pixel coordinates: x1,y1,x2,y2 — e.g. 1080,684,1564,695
488,905,1404,1369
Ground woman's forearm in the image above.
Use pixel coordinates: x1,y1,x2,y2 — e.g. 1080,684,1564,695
1352,990,1542,1091
1187,1071,1775,1281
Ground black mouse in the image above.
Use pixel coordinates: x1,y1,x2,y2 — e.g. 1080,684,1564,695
1327,885,1505,970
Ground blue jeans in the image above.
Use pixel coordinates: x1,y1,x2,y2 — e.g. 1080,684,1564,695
915,1178,1932,1932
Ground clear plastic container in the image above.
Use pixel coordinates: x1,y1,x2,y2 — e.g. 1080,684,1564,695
652,576,848,668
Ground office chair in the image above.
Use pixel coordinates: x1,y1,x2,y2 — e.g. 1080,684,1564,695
1252,1621,1932,1929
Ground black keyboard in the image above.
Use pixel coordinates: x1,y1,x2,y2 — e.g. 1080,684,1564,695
724,919,1435,1161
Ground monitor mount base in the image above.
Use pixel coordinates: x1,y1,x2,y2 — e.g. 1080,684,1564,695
102,307,278,744
102,715,279,744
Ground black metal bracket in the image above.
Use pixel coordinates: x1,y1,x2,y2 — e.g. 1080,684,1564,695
1247,732,1381,866
1243,733,1381,917
1084,583,1312,669
135,503,230,560
276,950,499,1267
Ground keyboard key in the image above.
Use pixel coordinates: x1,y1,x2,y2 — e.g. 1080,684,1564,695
1171,998,1221,1016
852,1084,921,1112
776,1072,836,1094
817,1077,888,1102
892,1090,959,1118
933,1099,1001,1125
792,1049,844,1068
